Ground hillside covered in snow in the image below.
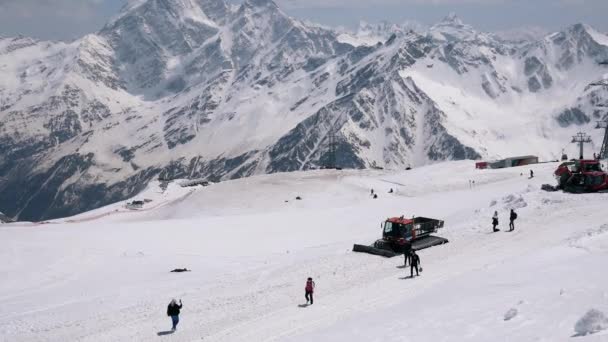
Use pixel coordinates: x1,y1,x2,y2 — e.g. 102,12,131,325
1,0,608,221
1,161,608,341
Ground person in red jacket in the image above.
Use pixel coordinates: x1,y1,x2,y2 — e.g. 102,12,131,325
305,277,315,305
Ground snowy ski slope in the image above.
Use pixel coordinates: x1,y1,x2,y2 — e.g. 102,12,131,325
1,161,608,341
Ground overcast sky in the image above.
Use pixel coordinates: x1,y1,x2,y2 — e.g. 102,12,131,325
0,0,607,41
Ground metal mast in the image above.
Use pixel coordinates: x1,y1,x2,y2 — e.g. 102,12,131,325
596,119,608,160
326,130,337,169
571,132,592,160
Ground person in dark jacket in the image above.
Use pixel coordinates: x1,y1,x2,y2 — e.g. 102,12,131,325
305,277,315,305
530,170,534,178
167,299,182,330
410,250,420,277
403,242,412,266
509,209,517,231
492,211,499,232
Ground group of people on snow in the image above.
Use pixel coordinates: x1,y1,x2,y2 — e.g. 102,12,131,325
163,191,522,332
492,209,518,232
165,278,317,331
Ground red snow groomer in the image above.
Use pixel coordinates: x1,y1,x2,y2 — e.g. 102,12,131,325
353,216,448,258
553,159,608,193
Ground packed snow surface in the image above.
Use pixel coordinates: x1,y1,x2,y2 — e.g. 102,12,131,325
1,161,608,341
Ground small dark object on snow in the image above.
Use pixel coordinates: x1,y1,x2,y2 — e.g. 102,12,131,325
373,194,378,199
389,188,394,193
157,331,174,336
541,184,558,192
406,167,412,170
295,196,302,200
170,268,191,273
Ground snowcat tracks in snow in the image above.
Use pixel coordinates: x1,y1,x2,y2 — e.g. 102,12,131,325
353,244,399,257
353,235,449,258
411,235,449,250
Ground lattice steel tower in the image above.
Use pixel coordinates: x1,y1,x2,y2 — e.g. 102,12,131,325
326,130,337,169
596,119,608,160
571,132,592,160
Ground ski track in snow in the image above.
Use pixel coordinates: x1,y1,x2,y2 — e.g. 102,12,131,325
1,161,608,341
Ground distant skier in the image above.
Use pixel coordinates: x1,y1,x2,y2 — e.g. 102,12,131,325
530,170,534,178
370,188,374,196
410,250,421,277
509,209,517,232
305,277,315,305
492,211,499,232
167,299,183,331
389,188,394,194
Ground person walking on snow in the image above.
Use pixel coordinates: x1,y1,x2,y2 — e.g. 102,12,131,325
167,299,183,331
492,211,499,232
509,209,517,232
403,241,412,266
305,277,315,305
410,250,421,277
530,170,534,178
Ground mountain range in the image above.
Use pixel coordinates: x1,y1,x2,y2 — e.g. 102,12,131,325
1,0,607,221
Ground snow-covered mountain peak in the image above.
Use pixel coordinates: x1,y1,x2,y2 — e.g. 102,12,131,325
243,0,279,9
438,12,464,27
2,3,608,223
109,0,220,27
337,20,424,47
575,24,608,47
428,13,478,42
495,26,548,43
0,35,41,55
237,0,287,22
536,23,608,71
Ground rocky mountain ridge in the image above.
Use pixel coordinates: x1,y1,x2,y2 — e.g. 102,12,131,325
1,0,607,221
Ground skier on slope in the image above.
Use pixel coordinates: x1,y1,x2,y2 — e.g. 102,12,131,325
530,170,534,178
492,211,499,232
305,277,315,305
410,250,421,277
167,299,183,331
509,209,517,232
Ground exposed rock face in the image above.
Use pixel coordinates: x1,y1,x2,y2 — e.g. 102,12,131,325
1,4,607,221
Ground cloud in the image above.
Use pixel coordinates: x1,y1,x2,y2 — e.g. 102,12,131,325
0,0,107,18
